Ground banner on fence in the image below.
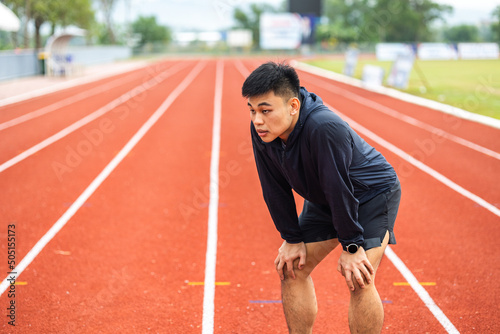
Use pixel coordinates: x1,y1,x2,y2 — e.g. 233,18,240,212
458,43,499,59
376,43,412,61
260,13,302,50
417,43,458,60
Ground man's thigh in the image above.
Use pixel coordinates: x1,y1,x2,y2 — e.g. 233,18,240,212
365,231,390,273
291,239,340,277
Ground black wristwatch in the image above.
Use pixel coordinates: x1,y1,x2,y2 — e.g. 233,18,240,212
344,243,360,254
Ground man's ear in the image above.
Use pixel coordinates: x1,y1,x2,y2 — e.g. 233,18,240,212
289,97,300,116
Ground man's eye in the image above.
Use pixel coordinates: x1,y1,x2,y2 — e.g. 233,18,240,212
250,109,255,114
262,110,270,113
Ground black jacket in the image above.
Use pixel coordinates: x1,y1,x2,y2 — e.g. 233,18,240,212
251,87,397,247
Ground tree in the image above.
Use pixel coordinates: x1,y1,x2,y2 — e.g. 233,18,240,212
492,5,500,42
320,0,376,42
97,0,117,44
3,0,27,48
320,0,452,43
233,3,278,49
372,0,452,42
131,16,171,47
443,24,479,42
30,0,94,49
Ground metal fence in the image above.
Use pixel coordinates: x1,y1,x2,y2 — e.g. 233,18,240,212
0,49,40,81
0,45,132,82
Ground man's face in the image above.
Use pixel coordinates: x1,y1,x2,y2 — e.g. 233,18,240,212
247,91,300,143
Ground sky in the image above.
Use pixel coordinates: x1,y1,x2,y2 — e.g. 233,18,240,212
111,0,498,31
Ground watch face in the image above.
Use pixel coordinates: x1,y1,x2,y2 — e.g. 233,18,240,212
347,244,359,254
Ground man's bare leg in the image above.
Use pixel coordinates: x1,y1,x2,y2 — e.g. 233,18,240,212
348,232,390,334
281,238,339,334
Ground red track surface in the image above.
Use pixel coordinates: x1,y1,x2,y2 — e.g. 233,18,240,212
1,58,498,333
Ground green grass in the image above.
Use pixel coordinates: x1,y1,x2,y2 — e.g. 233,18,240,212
303,58,500,120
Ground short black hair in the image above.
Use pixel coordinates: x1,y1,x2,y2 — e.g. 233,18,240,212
242,61,300,100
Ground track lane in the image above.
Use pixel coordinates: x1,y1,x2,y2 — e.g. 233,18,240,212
294,64,500,152
0,61,199,282
0,61,189,169
0,65,153,121
300,72,499,204
0,60,214,333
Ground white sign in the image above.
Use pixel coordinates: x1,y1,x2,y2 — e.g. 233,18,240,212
387,53,415,90
260,13,302,50
376,43,412,61
418,43,457,60
362,65,384,87
343,48,359,77
227,29,253,48
458,43,499,59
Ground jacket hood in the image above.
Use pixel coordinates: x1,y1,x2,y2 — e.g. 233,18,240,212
285,86,325,147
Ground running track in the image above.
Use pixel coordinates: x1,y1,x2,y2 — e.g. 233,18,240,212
0,58,498,333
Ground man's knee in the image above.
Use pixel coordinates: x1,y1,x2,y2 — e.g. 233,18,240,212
282,258,313,281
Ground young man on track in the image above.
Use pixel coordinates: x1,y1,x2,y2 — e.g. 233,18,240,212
242,62,401,334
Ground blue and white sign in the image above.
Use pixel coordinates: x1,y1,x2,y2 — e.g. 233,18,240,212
343,48,359,77
387,52,415,90
417,43,458,60
362,65,385,87
458,43,499,59
260,13,302,50
376,43,412,61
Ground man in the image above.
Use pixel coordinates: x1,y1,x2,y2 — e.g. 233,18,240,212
242,62,401,334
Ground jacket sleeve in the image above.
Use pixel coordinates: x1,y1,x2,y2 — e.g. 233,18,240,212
252,132,302,243
309,121,364,248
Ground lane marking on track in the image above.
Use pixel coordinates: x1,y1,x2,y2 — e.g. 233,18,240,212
294,61,500,130
385,247,460,334
300,72,500,161
202,60,224,334
0,68,150,131
394,282,437,286
0,61,190,173
0,61,206,297
235,60,460,334
324,103,500,218
188,282,230,286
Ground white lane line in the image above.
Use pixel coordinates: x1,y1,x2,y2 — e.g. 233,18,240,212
234,59,251,78
0,61,206,297
299,71,500,161
202,60,224,334
324,103,500,217
0,61,189,173
385,246,460,334
0,69,148,131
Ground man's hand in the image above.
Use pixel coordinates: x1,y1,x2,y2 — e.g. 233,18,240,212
337,247,374,291
274,241,306,280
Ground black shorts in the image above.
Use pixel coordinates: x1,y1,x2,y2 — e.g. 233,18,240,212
298,178,401,251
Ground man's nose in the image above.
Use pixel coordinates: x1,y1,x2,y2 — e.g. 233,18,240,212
253,113,264,125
